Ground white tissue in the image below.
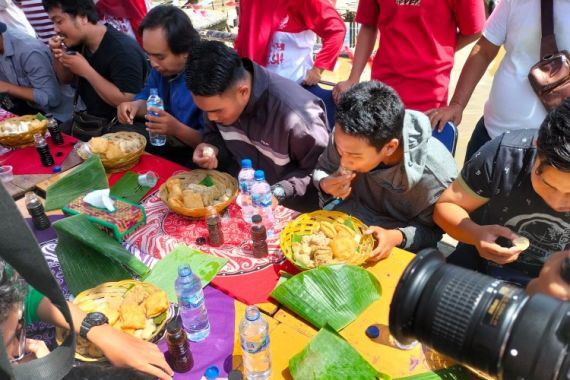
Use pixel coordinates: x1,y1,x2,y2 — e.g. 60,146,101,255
84,189,115,212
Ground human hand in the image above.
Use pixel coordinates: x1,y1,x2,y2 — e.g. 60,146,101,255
332,78,358,104
48,36,65,59
473,225,523,265
89,325,173,380
0,80,10,93
527,251,570,301
365,227,403,262
24,339,50,360
303,67,323,86
425,102,464,132
193,143,218,169
58,52,91,77
117,101,141,125
145,108,180,136
319,172,355,199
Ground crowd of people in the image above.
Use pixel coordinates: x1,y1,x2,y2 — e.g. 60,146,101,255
1,0,570,377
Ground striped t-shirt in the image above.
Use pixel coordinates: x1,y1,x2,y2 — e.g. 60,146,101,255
18,0,55,44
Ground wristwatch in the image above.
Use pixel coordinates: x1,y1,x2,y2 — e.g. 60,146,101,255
397,229,407,249
79,312,109,339
271,185,286,203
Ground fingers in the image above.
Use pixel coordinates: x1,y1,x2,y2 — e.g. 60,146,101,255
24,339,50,358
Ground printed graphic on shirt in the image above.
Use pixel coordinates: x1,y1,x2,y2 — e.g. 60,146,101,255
395,0,421,5
505,213,570,266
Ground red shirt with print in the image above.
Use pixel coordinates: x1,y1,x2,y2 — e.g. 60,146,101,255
356,0,485,111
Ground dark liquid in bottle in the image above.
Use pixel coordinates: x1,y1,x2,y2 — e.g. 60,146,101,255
27,203,51,230
36,145,54,167
166,320,194,373
48,123,64,145
207,215,224,247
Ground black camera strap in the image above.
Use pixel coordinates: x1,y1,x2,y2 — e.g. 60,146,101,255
0,185,75,380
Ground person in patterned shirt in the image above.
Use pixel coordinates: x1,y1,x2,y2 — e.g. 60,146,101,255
434,99,570,286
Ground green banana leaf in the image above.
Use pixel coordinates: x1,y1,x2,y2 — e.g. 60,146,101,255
144,244,227,303
271,264,381,331
110,171,152,203
53,214,149,295
289,326,389,380
394,366,470,380
45,155,108,210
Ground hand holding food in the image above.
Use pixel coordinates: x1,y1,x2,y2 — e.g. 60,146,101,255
193,143,218,169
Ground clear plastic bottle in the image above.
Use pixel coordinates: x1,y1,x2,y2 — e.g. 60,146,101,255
34,133,54,167
237,158,255,223
25,192,51,230
251,214,268,258
146,88,166,146
240,306,271,380
46,113,64,145
250,170,274,236
175,264,210,342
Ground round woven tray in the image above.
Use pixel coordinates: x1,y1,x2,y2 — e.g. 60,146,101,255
78,132,146,173
159,169,238,218
55,280,171,362
0,115,48,148
280,210,374,270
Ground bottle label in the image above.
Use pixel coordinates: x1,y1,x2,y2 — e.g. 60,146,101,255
180,291,205,308
239,180,249,192
252,193,272,208
240,334,269,354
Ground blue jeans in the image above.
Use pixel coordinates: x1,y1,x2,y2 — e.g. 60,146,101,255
464,116,491,163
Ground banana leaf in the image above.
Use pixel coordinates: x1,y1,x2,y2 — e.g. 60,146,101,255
144,244,227,303
110,171,152,203
394,366,470,380
45,155,108,211
271,264,381,331
289,326,389,380
53,214,149,295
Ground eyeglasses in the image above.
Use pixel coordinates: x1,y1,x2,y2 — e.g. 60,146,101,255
9,304,26,364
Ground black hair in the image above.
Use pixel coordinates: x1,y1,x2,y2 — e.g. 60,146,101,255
0,267,23,324
138,5,199,55
42,0,98,24
185,40,247,96
537,98,570,172
335,81,405,150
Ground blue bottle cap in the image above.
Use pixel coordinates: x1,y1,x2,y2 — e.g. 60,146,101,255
240,158,252,169
52,165,62,173
365,325,380,339
254,170,265,181
204,365,220,379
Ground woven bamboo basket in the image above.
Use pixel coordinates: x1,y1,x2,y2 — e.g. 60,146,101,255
280,210,374,270
77,132,146,173
55,279,171,362
159,169,238,218
0,115,48,148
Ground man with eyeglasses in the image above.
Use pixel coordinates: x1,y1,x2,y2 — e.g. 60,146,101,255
433,99,570,286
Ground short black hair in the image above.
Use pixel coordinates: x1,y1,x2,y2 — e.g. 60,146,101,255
0,267,24,324
185,40,247,96
139,5,199,55
42,0,98,24
336,81,405,150
537,98,570,172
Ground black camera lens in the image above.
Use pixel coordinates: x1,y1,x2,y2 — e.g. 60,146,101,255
389,249,570,380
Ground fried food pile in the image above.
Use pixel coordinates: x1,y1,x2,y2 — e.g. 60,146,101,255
75,283,169,358
0,119,44,136
89,135,142,161
165,171,233,209
292,221,361,268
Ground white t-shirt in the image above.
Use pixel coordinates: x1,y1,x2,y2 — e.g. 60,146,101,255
483,0,570,139
0,0,36,37
266,29,316,84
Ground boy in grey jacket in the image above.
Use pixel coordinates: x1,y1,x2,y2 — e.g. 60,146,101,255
313,81,457,260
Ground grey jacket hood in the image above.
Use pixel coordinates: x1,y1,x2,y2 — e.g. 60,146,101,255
399,110,434,190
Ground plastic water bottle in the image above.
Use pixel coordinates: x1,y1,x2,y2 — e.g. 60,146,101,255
240,306,271,380
34,133,54,167
175,265,210,342
146,88,166,146
250,170,274,236
46,113,64,145
237,158,255,223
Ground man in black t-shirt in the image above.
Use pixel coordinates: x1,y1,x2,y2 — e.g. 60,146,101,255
43,0,148,123
434,99,570,285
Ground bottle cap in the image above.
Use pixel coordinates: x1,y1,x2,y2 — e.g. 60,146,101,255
52,165,62,173
251,214,262,223
240,158,252,169
365,325,380,339
254,170,265,181
166,319,181,334
204,365,220,380
245,305,260,321
178,264,192,277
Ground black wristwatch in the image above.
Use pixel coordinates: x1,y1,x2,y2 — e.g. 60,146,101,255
79,312,109,339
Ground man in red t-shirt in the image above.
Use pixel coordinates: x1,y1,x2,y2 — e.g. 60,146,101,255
333,0,485,113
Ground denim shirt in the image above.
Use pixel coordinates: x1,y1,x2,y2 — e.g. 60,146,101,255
0,30,73,121
134,69,204,130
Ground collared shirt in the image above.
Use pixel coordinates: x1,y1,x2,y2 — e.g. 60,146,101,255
134,68,204,130
0,30,72,121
